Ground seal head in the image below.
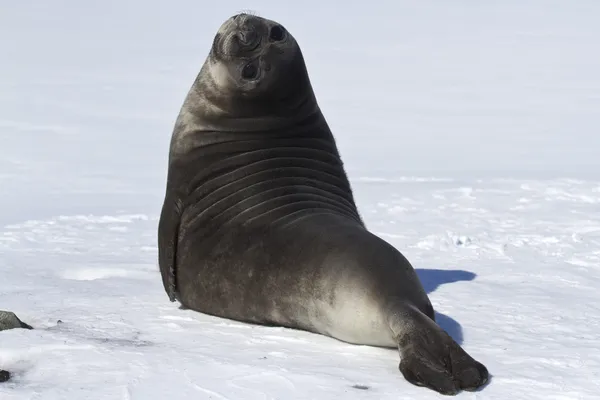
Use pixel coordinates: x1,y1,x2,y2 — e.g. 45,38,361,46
209,14,300,104
177,13,318,139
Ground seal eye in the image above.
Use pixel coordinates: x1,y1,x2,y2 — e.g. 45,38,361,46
269,25,285,41
241,62,259,80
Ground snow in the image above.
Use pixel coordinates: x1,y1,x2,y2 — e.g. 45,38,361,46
1,1,600,399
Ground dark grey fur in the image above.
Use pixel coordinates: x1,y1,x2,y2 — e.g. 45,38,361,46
158,13,489,395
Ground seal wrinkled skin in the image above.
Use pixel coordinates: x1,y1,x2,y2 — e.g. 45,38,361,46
158,13,489,395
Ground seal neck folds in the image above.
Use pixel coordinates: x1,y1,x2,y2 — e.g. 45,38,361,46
178,132,363,241
169,13,363,239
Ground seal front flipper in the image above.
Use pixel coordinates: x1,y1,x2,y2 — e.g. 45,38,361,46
388,302,489,395
158,190,183,302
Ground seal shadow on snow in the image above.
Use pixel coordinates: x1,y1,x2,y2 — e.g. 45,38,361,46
415,269,477,345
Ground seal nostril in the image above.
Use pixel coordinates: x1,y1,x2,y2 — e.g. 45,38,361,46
269,25,285,41
241,62,259,80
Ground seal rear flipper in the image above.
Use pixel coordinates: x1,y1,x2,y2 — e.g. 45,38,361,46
158,193,183,302
387,302,489,395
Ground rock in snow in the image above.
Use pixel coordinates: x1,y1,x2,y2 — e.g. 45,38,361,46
0,310,33,331
0,311,32,383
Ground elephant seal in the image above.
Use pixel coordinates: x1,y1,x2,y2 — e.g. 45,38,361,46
158,13,489,395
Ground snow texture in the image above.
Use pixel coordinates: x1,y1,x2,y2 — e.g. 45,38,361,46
1,1,600,399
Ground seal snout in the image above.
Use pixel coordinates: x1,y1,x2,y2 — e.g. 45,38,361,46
238,30,259,48
228,14,287,44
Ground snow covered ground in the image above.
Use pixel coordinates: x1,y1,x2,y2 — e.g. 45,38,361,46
1,1,600,399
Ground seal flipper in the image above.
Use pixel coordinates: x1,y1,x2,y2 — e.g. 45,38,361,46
387,302,489,395
158,191,183,302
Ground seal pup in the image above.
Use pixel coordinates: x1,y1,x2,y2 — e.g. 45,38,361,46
158,13,489,395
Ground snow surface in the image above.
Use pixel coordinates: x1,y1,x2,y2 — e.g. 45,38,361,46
1,1,600,399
